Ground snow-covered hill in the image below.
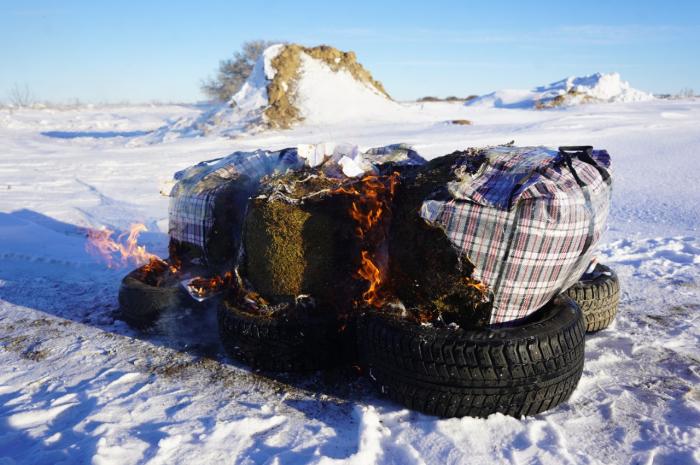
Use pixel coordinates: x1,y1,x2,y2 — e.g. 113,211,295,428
161,44,406,139
1,99,699,464
469,72,654,109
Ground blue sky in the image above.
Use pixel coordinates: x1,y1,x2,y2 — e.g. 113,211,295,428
2,0,699,103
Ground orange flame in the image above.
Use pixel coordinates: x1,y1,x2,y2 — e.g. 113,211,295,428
464,277,490,302
336,173,399,307
86,223,157,269
187,271,233,299
357,250,382,304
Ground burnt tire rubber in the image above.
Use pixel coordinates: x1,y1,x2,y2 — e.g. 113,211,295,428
217,301,340,372
357,295,585,418
565,263,620,333
118,266,185,329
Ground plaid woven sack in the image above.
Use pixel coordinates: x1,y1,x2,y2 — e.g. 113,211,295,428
420,146,612,324
168,148,301,268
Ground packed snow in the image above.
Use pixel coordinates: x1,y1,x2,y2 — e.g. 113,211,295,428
1,97,699,464
232,43,286,112
292,52,405,125
468,72,654,109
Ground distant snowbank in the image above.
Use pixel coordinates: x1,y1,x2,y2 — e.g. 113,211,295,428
469,72,654,109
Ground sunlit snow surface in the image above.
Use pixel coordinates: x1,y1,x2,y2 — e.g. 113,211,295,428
0,100,699,464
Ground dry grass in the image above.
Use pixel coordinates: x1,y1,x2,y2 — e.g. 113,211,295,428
418,95,478,103
535,88,597,109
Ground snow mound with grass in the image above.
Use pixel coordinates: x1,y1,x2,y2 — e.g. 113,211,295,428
159,44,403,139
469,72,654,109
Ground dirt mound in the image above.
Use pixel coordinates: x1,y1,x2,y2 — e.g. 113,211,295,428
265,44,391,128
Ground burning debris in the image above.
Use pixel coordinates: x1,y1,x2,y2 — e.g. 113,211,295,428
87,223,236,307
86,223,156,269
182,272,234,302
135,257,178,287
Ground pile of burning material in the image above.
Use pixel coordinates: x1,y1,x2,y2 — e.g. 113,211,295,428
109,142,615,418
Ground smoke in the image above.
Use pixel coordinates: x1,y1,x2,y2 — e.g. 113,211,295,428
153,296,222,358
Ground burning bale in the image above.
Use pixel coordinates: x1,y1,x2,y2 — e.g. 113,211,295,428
221,167,401,371
376,144,613,328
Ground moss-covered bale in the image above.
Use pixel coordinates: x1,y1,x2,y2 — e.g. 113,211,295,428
388,150,492,328
242,171,359,308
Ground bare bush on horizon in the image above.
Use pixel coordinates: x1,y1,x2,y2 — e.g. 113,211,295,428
7,83,35,108
201,40,281,103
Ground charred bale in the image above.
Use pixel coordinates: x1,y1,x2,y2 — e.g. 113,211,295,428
388,150,492,328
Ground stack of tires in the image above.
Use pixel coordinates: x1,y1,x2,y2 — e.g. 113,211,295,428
119,260,619,418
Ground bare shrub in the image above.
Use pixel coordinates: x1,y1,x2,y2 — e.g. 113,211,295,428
8,83,34,107
201,40,280,102
678,88,695,99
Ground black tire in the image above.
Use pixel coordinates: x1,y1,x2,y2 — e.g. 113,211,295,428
118,265,186,329
357,295,585,418
565,263,620,333
217,301,341,372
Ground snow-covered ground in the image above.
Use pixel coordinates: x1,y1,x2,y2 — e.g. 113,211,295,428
1,99,699,464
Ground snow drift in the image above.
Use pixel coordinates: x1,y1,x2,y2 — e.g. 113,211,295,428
468,72,654,109
2,97,700,465
164,44,403,138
